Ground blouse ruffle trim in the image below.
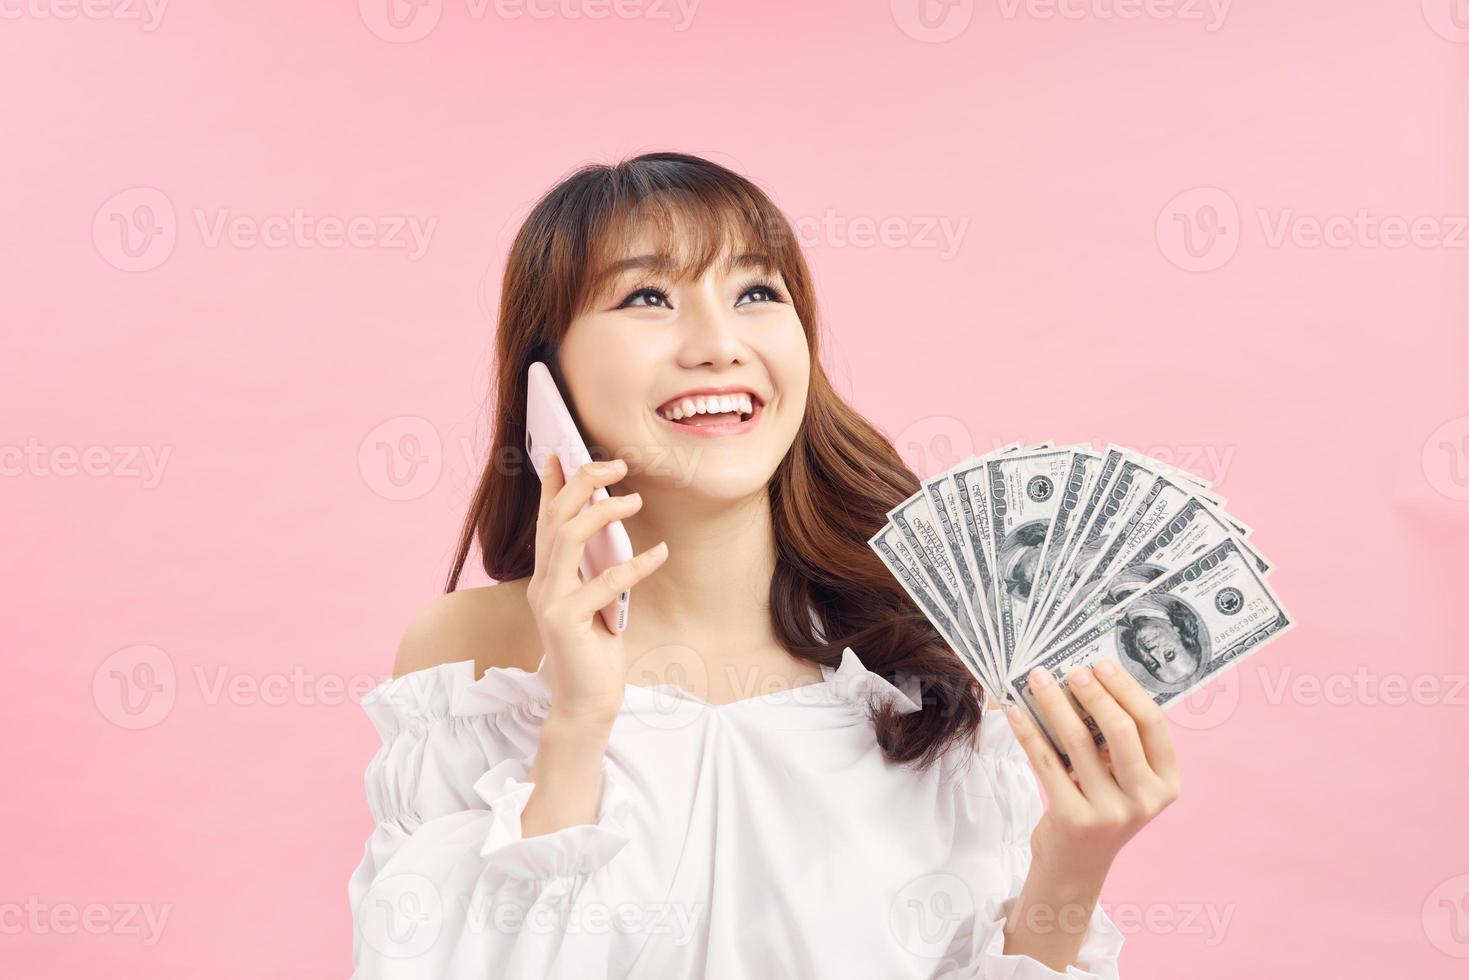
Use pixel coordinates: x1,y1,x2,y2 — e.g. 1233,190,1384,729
471,756,633,887
821,646,924,716
360,659,481,740
948,710,1126,978
358,644,923,736
963,891,1126,979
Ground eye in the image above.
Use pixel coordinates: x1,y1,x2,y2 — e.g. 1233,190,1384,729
735,279,786,306
616,284,671,309
613,277,788,310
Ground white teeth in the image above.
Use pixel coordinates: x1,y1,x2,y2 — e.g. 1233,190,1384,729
658,392,756,422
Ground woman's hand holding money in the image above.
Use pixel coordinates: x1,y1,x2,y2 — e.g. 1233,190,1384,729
998,660,1182,971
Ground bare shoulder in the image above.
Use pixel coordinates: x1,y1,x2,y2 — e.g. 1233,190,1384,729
392,577,543,679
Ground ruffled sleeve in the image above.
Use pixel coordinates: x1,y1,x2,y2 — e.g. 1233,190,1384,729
934,707,1126,980
347,661,634,979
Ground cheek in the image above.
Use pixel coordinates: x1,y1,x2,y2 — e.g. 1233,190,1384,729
558,328,657,450
577,379,650,454
767,322,811,409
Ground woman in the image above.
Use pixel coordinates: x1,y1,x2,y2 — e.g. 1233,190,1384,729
348,152,1180,978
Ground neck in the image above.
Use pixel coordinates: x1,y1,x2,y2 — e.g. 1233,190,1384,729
615,484,780,653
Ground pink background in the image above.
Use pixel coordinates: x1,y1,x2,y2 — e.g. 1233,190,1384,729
4,1,1467,976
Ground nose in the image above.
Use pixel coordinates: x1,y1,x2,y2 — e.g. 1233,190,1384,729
674,282,749,369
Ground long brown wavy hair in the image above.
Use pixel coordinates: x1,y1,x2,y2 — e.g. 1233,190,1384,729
445,151,984,771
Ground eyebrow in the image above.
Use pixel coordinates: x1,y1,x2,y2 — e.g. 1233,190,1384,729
593,252,774,290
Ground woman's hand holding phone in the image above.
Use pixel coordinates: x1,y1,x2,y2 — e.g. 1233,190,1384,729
526,451,670,729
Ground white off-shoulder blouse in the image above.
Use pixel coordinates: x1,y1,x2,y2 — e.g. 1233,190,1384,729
348,646,1125,979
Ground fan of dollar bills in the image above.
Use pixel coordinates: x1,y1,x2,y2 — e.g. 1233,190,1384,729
868,442,1292,753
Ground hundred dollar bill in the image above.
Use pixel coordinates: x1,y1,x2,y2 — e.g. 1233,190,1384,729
1199,500,1271,575
982,448,1077,677
1056,472,1204,626
945,442,1043,587
922,465,1000,675
1020,448,1130,649
868,522,998,694
1018,449,1104,653
1025,448,1198,649
885,493,996,687
1009,537,1293,761
1028,495,1270,655
948,456,1003,627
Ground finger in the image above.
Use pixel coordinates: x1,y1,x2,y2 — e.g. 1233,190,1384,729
1004,702,1085,809
550,457,628,529
1026,667,1121,803
1063,665,1153,796
1092,656,1179,783
537,457,626,579
567,540,670,622
545,492,644,596
533,450,567,573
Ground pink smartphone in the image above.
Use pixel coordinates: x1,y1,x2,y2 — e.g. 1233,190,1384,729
525,360,634,634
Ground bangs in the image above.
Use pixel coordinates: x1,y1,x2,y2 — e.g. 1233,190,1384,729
573,185,797,316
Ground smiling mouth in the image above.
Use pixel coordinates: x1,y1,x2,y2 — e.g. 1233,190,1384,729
655,392,761,426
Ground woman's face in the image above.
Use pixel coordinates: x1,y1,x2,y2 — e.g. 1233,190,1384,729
556,227,810,501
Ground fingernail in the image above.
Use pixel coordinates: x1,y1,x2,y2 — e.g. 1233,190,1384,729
1095,659,1117,677
1028,667,1053,688
653,540,668,557
1068,667,1093,687
1006,705,1024,725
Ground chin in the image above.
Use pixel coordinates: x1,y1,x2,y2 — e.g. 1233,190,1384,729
677,464,777,497
634,451,775,496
